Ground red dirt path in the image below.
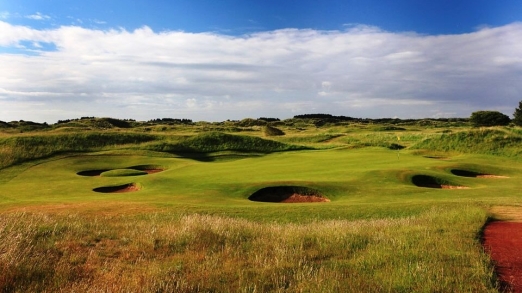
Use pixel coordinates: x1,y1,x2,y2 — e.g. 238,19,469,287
483,221,522,292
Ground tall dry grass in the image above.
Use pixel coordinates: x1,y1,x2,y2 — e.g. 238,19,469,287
0,206,498,292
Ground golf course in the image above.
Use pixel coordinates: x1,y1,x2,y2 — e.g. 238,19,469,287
1,116,521,292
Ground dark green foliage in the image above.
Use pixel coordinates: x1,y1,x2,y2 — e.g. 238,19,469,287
237,118,267,127
469,111,510,127
388,143,405,150
513,101,522,126
147,118,193,125
258,117,280,122
0,121,11,128
293,114,355,121
56,118,135,129
376,126,406,131
263,125,285,136
4,120,49,132
102,118,132,128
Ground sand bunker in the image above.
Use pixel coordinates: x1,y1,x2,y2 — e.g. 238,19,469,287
248,186,330,203
77,169,110,176
411,175,468,189
128,165,165,174
93,183,140,193
424,156,450,160
451,169,508,178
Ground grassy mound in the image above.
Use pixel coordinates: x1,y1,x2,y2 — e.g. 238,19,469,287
146,132,308,153
100,169,148,177
128,165,166,173
263,125,285,136
0,132,157,170
412,129,522,156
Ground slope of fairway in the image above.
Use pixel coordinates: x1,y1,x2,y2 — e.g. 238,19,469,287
1,148,520,221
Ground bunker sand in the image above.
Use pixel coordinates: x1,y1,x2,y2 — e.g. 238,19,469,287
483,206,522,293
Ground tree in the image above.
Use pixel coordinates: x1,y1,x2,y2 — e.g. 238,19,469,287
469,111,511,127
513,101,522,126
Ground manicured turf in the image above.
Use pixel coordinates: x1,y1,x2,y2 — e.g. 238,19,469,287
1,148,520,221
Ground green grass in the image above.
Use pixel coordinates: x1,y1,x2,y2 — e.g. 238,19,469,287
144,131,309,153
0,132,158,170
100,169,148,177
412,127,522,157
1,125,522,291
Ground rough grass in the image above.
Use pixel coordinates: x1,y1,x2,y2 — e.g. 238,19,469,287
0,206,498,292
412,128,522,157
144,132,309,153
0,132,157,170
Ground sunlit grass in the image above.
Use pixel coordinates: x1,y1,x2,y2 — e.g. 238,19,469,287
1,124,521,291
0,206,498,292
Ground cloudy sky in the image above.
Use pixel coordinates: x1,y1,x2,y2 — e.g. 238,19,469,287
1,0,522,123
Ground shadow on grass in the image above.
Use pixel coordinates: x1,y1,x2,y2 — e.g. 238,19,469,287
248,186,329,203
169,151,264,162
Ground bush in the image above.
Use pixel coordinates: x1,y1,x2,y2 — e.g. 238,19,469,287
469,111,510,127
513,101,522,126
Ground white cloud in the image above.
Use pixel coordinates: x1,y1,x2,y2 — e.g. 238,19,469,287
26,12,51,20
91,19,106,25
0,21,521,122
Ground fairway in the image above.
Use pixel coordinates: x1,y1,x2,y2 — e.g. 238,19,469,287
2,148,519,219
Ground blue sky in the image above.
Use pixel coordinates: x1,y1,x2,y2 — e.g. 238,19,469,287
1,1,522,122
4,0,522,34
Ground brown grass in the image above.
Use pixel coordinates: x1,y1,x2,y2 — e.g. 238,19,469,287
0,207,497,292
489,205,522,222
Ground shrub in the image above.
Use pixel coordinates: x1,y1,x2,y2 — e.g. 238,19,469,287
388,143,405,150
469,111,510,127
513,101,522,126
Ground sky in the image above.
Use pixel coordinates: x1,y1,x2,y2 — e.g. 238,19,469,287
1,0,522,123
